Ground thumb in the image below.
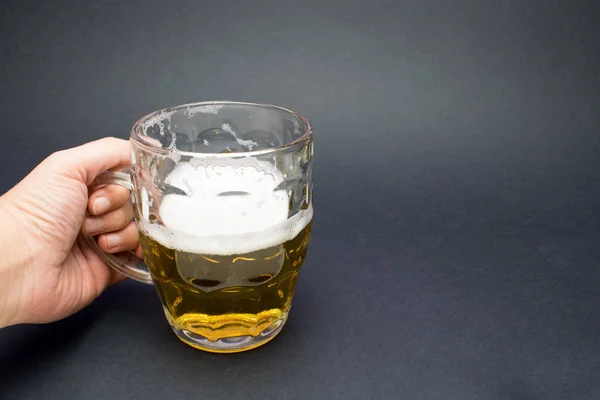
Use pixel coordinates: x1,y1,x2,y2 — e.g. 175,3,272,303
58,137,131,185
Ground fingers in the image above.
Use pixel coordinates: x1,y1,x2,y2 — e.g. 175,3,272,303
88,184,131,216
82,202,134,236
134,243,143,259
76,235,127,291
83,181,141,255
97,221,140,254
56,137,131,185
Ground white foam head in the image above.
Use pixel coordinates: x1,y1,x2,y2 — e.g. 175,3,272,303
139,158,312,255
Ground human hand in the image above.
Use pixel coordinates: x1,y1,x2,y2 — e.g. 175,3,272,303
0,138,141,328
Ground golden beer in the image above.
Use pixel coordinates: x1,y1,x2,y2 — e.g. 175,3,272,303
140,222,311,350
135,160,313,352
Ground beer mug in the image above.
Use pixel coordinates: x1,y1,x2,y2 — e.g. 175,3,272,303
84,101,314,353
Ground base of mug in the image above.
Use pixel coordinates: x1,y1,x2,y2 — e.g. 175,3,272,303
170,314,288,353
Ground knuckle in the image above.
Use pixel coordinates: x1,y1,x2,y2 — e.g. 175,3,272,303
111,185,130,201
98,136,117,145
125,223,139,240
113,210,128,227
45,150,68,165
119,207,134,226
99,136,127,148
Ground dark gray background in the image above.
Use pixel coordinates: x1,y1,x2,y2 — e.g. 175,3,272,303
1,0,600,398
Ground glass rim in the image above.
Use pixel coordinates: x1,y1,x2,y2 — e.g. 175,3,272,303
130,100,313,158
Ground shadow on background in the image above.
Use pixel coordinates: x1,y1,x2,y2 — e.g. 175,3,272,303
0,303,105,396
0,278,323,398
0,281,162,397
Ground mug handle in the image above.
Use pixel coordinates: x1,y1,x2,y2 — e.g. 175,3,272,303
83,169,153,284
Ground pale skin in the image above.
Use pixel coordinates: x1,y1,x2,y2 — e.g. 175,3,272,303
0,137,142,328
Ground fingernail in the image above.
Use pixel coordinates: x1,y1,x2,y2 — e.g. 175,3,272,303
93,197,111,215
105,233,121,248
85,217,103,234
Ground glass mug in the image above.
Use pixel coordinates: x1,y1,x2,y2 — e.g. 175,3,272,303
84,101,314,353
